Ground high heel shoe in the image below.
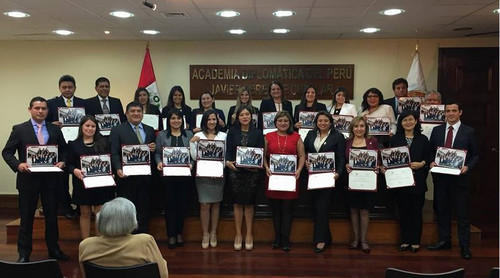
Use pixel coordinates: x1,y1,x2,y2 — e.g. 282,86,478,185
410,245,420,253
271,239,281,249
168,237,177,249
234,236,242,251
398,243,410,252
176,235,184,247
210,233,218,248
245,236,253,251
202,234,209,249
349,240,360,250
361,242,370,254
314,242,326,253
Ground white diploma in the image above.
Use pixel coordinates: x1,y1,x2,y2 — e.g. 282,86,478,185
430,167,461,176
307,172,335,190
163,166,192,176
100,130,111,136
196,114,203,128
268,174,296,192
61,126,79,143
196,160,224,178
83,176,116,188
122,165,151,176
421,123,440,139
27,166,63,173
385,167,415,189
142,114,159,130
348,170,377,191
298,128,312,142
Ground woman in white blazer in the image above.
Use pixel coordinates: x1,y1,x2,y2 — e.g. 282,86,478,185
326,86,357,117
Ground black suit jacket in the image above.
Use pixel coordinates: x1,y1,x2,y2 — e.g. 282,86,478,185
383,97,398,116
303,129,346,176
225,126,265,161
46,95,86,123
2,120,67,189
227,105,262,130
85,96,126,122
259,98,293,116
109,121,156,172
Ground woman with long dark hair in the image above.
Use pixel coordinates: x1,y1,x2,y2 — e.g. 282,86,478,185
293,85,326,129
161,85,192,130
191,91,226,133
134,87,162,130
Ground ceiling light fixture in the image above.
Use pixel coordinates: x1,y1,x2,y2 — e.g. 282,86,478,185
273,10,295,17
360,27,380,33
272,28,290,34
228,29,246,35
141,30,160,35
380,9,405,16
104,30,111,34
494,9,499,13
53,30,74,36
143,1,157,11
4,11,30,18
110,11,134,18
216,10,240,17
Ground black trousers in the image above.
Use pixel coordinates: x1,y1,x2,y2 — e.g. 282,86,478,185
163,176,190,237
17,173,61,256
395,192,425,245
58,173,73,214
269,198,294,246
310,188,332,244
116,175,151,233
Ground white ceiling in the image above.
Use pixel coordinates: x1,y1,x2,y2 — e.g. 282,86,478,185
1,0,498,40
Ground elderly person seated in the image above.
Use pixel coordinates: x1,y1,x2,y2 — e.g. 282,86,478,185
79,197,168,278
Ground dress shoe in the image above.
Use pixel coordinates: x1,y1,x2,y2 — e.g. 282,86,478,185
410,245,420,253
64,211,77,219
271,239,281,249
282,246,291,252
49,250,70,261
17,256,30,263
461,247,472,259
201,234,209,249
361,242,370,254
234,236,242,251
349,240,360,250
209,233,217,248
427,241,451,251
398,244,410,252
168,237,177,249
176,235,184,247
245,236,253,251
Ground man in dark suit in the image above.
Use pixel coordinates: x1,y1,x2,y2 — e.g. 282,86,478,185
383,77,408,116
85,77,126,122
47,74,85,219
2,97,70,263
427,101,479,259
109,101,156,233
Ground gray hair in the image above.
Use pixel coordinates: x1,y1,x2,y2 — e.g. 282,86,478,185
425,90,442,101
96,197,138,236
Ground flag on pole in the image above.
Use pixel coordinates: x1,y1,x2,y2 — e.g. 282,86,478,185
406,42,427,96
138,42,162,109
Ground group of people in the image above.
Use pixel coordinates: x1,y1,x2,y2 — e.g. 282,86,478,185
1,75,479,278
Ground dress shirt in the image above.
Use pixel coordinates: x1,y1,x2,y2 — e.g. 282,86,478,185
445,121,461,147
31,119,48,144
129,122,146,143
64,96,74,107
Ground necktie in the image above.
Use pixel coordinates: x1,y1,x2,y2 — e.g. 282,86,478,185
101,99,110,114
135,125,144,144
66,99,72,107
444,126,453,148
36,123,45,145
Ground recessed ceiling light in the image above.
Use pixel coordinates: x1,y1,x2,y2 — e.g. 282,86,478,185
110,11,134,18
273,10,295,17
4,11,30,18
104,30,111,34
216,10,240,17
228,29,246,35
494,9,499,13
141,30,160,35
360,27,380,33
53,30,74,36
272,28,290,34
380,9,405,16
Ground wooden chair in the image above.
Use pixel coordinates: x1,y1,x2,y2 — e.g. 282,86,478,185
0,259,63,278
385,267,465,278
83,261,160,278
489,267,499,278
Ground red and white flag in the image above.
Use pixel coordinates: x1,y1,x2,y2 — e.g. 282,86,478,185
406,43,427,94
138,43,161,109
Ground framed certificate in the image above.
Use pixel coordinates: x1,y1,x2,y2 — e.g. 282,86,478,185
58,107,85,126
298,111,317,129
61,126,79,143
195,140,225,178
195,113,203,128
298,128,312,142
251,113,259,128
420,104,445,123
95,114,121,136
196,160,224,178
366,117,390,135
332,115,354,133
307,152,335,190
397,96,422,114
381,146,415,189
235,146,263,168
26,145,63,172
262,112,277,130
430,147,467,176
142,114,159,130
162,147,191,176
268,154,297,192
348,170,377,191
349,149,378,170
121,144,151,176
80,154,115,188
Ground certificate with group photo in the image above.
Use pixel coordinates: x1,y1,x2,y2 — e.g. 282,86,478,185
58,107,85,126
162,147,191,176
235,146,263,169
430,147,467,176
420,105,445,123
142,114,159,131
366,116,390,135
196,140,225,178
332,115,353,133
397,96,422,114
262,112,278,135
307,152,335,190
298,111,317,129
95,113,121,136
349,149,378,170
26,145,63,172
381,146,415,189
348,170,377,191
121,144,151,176
268,154,297,192
80,154,115,188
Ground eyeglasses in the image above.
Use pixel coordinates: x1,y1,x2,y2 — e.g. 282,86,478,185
367,95,379,98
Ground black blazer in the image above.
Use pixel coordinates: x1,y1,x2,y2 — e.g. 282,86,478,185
303,129,346,176
383,97,398,116
109,122,156,172
259,98,293,115
390,133,431,194
225,126,265,162
2,120,67,189
293,103,327,124
85,96,126,122
46,95,86,123
227,105,262,130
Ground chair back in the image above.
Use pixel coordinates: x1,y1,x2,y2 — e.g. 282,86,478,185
0,259,63,278
83,261,160,278
385,267,465,278
489,267,499,278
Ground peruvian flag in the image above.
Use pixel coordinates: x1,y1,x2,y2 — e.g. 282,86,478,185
138,43,161,109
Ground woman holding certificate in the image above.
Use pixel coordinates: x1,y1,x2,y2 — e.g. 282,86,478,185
161,86,192,130
134,87,162,130
293,85,327,129
387,110,430,253
67,115,115,239
191,91,226,133
345,116,379,253
359,88,396,146
326,86,357,116
189,109,227,249
225,106,265,251
226,87,261,130
155,108,194,249
303,111,345,253
259,81,293,116
263,111,305,252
